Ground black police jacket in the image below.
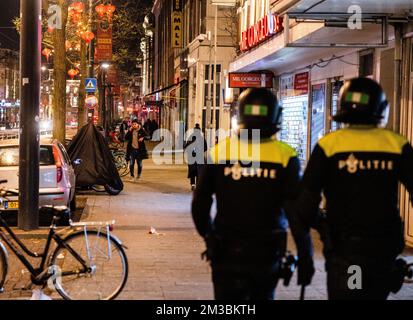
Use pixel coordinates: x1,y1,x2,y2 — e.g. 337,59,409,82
298,126,413,255
191,136,313,259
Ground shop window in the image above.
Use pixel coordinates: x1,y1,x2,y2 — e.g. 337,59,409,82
204,64,222,80
310,83,326,152
331,80,343,132
359,51,374,77
202,109,220,130
279,95,308,168
204,64,222,108
203,84,221,107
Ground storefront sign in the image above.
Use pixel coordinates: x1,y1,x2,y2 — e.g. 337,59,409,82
96,17,113,62
229,73,273,88
0,99,20,107
294,72,309,94
239,13,283,52
172,0,183,48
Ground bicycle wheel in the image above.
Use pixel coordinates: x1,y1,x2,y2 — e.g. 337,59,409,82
113,152,129,177
91,185,106,192
50,230,128,300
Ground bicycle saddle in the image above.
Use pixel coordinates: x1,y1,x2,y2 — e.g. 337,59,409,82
39,206,71,225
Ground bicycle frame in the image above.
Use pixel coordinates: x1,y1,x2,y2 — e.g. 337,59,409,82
0,214,90,285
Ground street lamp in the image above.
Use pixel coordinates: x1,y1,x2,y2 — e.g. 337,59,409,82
101,62,110,131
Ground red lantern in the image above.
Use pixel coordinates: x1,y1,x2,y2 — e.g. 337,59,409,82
73,2,85,13
42,48,52,62
81,31,95,44
105,4,116,16
95,4,106,17
68,69,79,79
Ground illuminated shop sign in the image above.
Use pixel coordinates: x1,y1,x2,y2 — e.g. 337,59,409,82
239,13,283,52
172,0,183,48
229,72,273,88
0,99,20,107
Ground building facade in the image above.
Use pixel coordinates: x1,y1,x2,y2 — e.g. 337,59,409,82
229,0,413,246
149,0,238,135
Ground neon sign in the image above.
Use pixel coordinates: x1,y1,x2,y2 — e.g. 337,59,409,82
239,13,283,52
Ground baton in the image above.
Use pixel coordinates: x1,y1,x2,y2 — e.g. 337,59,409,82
300,285,306,300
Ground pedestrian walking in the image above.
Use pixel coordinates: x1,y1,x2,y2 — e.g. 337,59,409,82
191,88,314,300
125,120,149,182
119,117,129,142
296,77,413,300
184,123,207,191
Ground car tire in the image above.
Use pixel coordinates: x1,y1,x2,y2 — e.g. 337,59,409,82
104,184,121,196
69,194,76,212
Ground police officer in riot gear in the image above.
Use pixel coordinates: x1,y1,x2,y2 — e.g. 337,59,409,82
191,88,314,300
297,77,413,300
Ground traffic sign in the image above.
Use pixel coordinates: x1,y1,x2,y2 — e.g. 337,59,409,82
85,95,98,109
85,78,97,93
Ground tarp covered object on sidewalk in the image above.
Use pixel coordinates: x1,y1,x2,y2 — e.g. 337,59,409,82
67,122,123,193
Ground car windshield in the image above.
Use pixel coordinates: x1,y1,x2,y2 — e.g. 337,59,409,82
0,146,55,166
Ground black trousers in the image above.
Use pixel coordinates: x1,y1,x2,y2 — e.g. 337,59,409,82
326,255,394,300
130,149,143,177
211,260,280,300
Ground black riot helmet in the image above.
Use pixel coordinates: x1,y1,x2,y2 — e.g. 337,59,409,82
237,88,282,138
333,77,389,125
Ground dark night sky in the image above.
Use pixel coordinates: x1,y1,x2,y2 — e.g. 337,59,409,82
0,0,20,50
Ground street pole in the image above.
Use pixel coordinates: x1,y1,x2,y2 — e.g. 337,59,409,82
19,0,41,230
206,32,213,132
101,68,106,131
89,0,95,123
88,0,94,78
212,5,218,130
107,83,113,128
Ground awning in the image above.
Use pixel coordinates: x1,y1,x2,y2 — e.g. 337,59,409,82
143,79,188,99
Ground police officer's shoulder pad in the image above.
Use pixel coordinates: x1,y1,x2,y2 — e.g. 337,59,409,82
318,128,409,158
259,140,297,167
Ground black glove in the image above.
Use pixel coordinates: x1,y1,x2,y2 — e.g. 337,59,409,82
297,256,315,286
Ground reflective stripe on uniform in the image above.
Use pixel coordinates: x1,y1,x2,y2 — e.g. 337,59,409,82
209,136,297,167
318,128,409,158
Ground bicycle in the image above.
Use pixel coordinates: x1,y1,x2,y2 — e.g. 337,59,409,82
110,148,130,178
0,180,128,300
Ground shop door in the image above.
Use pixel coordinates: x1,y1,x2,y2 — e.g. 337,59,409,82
279,95,309,168
330,80,343,132
403,44,413,247
310,83,326,152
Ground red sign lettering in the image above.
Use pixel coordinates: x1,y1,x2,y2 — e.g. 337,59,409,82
239,14,283,53
229,73,274,88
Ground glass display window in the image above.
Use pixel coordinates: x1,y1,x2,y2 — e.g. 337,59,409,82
279,95,308,169
310,83,326,152
331,80,343,132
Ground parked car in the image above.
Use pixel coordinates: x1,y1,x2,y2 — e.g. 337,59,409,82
0,139,76,213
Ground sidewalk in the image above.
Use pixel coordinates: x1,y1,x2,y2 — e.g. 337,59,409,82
1,161,413,300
